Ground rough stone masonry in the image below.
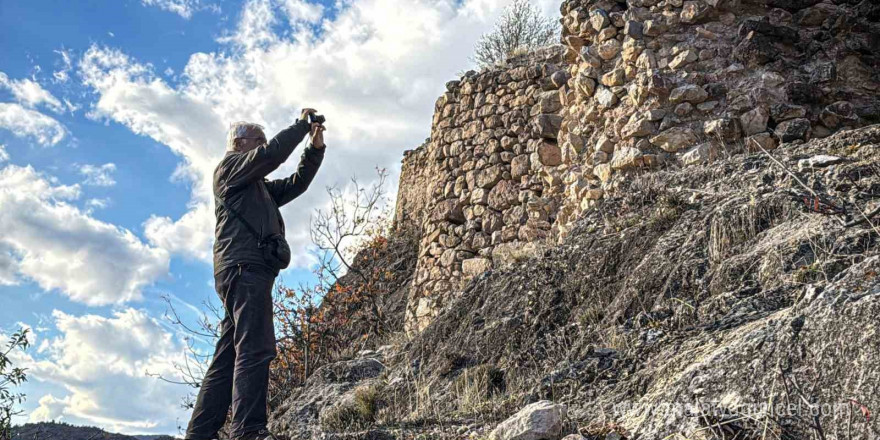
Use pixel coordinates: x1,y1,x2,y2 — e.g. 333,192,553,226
396,0,880,333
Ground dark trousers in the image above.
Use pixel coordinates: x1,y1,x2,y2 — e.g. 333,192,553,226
186,264,277,440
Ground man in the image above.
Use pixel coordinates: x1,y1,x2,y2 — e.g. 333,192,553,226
186,109,326,440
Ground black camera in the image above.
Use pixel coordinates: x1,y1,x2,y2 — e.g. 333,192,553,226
309,113,326,125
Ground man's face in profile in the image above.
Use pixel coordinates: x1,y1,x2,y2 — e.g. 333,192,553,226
236,126,267,153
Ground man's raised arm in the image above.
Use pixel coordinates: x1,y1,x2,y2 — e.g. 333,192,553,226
264,142,325,207
223,110,318,193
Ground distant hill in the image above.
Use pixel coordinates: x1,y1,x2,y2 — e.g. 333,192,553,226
11,422,178,440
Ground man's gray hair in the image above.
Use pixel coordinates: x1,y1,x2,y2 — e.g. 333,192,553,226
227,121,265,151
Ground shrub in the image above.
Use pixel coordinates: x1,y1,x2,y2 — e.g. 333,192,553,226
472,0,560,68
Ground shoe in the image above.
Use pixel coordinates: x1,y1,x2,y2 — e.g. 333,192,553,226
237,429,278,440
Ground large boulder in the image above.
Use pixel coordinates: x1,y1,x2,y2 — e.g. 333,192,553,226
489,400,567,440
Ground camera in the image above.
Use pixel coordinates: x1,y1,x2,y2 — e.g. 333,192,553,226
309,113,326,125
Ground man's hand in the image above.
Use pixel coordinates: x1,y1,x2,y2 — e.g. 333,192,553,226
310,123,326,149
301,108,318,122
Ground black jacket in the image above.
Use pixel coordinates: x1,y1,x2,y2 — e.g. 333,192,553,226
212,119,324,274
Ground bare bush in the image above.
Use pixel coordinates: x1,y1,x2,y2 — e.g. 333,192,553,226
472,0,560,68
271,168,393,403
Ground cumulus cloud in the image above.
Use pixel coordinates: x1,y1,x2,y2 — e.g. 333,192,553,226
22,309,189,434
0,164,170,305
0,72,65,113
280,0,324,25
79,0,559,266
0,144,8,162
143,202,215,262
0,244,19,285
78,163,117,187
0,103,66,146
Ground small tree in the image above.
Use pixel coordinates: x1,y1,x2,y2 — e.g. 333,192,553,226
473,0,560,68
1,328,30,439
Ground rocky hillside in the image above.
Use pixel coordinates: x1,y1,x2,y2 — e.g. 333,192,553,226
272,125,880,439
268,0,880,439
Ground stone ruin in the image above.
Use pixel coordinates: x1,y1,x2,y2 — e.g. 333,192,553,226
395,0,880,333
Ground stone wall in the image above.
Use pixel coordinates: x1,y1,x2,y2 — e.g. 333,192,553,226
397,0,880,333
393,140,433,233
399,47,575,333
553,0,880,230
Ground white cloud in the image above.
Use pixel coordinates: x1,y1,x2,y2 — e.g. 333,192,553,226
0,244,19,285
53,49,75,84
79,0,559,266
0,164,170,305
0,103,66,146
0,72,65,113
0,144,8,162
78,163,117,186
22,309,189,434
86,197,111,210
29,394,70,423
281,0,324,25
144,202,215,262
141,0,214,19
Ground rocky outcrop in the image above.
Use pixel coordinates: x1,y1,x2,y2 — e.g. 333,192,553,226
397,0,880,333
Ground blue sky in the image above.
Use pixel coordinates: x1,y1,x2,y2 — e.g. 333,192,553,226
0,0,558,435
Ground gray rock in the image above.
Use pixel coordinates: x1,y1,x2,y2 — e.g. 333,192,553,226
624,20,643,39
489,400,567,440
820,101,857,129
532,114,563,139
740,107,769,136
432,200,465,224
590,9,610,31
704,117,742,142
797,155,845,171
775,118,812,142
595,87,619,108
669,84,708,104
650,126,698,152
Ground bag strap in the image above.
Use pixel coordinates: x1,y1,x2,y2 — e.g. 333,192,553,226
215,195,264,245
